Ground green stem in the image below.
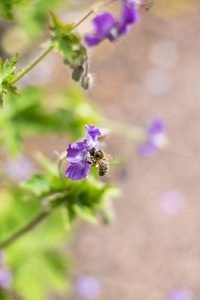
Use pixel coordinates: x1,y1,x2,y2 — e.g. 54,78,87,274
73,0,118,29
11,46,54,84
11,0,118,84
0,190,69,249
0,209,51,249
102,117,146,141
73,10,94,29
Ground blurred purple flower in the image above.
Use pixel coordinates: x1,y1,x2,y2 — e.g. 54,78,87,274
75,276,101,299
0,267,12,288
65,125,101,181
84,4,139,47
3,154,33,182
138,117,167,157
159,190,185,216
168,288,194,300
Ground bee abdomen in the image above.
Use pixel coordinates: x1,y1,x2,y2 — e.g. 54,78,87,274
99,164,108,176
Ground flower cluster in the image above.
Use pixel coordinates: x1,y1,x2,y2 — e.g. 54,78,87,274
84,0,140,47
65,125,101,181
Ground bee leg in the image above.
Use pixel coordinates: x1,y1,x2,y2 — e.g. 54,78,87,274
87,159,96,167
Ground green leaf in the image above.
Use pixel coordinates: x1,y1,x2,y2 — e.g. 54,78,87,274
0,55,18,83
13,0,64,42
35,152,58,177
20,174,52,197
0,86,99,155
13,252,69,300
72,203,98,224
0,289,12,300
0,54,20,108
49,12,74,37
0,0,25,20
48,13,87,68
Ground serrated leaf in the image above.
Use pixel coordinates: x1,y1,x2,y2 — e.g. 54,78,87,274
49,12,74,37
0,54,18,83
0,54,21,107
48,13,87,68
3,82,20,97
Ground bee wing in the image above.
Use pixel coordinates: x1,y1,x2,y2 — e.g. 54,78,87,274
105,154,119,165
106,163,111,177
99,157,111,177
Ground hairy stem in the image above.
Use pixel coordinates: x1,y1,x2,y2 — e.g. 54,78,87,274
73,10,94,29
0,209,51,249
11,46,54,84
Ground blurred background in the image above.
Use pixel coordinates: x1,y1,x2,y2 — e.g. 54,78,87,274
1,0,200,299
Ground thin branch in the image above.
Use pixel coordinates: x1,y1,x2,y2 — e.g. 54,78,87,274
0,209,51,249
11,46,54,84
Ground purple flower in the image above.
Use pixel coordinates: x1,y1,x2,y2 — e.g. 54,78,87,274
168,288,194,300
3,154,33,182
75,276,101,299
84,4,139,47
159,190,185,216
65,125,101,181
0,266,12,288
138,117,167,157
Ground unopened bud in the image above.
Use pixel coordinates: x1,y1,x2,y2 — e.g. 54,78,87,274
72,65,84,82
81,74,94,90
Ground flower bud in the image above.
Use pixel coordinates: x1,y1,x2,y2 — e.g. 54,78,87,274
71,65,84,82
81,74,94,90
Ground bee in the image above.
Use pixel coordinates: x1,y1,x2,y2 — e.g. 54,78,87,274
88,147,111,177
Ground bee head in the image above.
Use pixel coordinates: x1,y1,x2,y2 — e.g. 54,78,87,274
95,150,104,159
89,147,96,156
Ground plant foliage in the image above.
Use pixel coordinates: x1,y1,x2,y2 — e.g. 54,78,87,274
0,54,21,108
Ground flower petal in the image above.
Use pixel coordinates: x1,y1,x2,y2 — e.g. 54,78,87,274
118,5,139,36
93,13,116,35
66,142,89,164
85,124,101,148
84,34,103,47
148,118,165,138
138,142,158,157
65,161,90,181
84,13,116,47
121,0,137,4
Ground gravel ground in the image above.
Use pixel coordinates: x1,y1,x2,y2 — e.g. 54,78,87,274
64,3,200,300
